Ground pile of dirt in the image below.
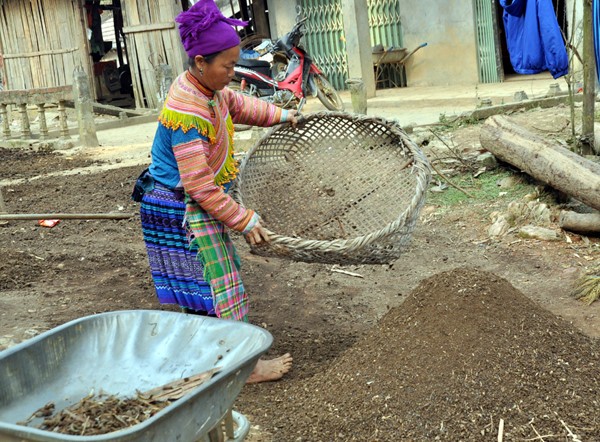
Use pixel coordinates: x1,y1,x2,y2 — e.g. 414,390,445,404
264,268,600,440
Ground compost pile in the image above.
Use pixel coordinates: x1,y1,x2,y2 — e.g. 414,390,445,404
265,268,600,441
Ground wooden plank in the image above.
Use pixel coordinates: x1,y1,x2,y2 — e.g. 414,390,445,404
162,0,185,72
10,2,24,87
18,0,38,87
2,48,78,59
148,0,158,25
137,0,151,25
127,35,144,108
122,22,175,34
126,0,142,26
45,0,61,87
1,0,22,88
0,4,9,89
55,0,71,86
121,1,141,106
30,0,47,88
0,4,14,89
139,35,158,108
161,29,175,67
63,0,78,86
16,1,33,89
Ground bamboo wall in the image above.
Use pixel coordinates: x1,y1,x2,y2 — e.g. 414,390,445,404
121,0,187,109
0,0,92,91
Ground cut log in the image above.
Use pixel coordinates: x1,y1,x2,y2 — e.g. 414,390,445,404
480,115,600,211
559,210,600,233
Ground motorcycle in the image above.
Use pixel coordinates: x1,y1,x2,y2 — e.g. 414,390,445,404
232,15,345,112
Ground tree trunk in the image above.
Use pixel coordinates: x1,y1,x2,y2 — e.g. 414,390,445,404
582,0,596,154
480,115,600,211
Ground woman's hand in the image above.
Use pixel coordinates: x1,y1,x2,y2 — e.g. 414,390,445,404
287,110,299,128
245,221,271,246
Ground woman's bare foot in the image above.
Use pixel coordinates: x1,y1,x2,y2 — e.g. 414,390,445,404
246,353,293,384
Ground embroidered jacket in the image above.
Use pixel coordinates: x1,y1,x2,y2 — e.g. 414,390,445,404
149,71,285,233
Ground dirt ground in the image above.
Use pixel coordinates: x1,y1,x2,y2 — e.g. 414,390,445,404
1,104,600,440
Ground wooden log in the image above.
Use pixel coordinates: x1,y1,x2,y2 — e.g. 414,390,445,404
559,210,600,233
480,115,600,211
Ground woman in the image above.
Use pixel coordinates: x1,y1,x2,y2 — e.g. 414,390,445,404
135,0,295,383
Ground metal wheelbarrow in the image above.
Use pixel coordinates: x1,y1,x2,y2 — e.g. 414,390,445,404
0,310,273,441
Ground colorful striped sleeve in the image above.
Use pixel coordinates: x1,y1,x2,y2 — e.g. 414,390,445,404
220,87,284,127
172,128,257,233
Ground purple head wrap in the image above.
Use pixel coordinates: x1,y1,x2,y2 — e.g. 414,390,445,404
176,0,248,57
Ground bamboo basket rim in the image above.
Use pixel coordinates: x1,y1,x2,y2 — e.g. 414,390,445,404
235,111,431,260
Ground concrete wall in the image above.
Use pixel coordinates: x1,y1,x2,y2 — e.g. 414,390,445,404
399,1,480,86
267,0,298,40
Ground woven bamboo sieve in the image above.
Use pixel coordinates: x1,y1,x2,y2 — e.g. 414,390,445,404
233,111,431,264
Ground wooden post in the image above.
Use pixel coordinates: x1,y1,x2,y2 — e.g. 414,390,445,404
582,0,595,154
72,66,99,147
37,104,48,140
57,100,70,140
0,104,10,139
18,103,31,139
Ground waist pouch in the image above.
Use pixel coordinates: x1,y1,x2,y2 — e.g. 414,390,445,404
131,168,155,202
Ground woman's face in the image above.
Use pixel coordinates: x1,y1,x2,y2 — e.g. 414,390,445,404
196,45,240,91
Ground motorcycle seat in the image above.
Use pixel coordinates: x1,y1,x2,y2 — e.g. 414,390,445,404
236,58,271,69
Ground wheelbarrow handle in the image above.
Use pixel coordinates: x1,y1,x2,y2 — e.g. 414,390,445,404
400,42,428,65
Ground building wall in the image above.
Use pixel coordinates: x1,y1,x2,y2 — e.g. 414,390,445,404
267,0,297,40
399,0,480,86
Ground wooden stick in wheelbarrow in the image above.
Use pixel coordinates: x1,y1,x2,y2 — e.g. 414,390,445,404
0,213,134,220
138,367,222,402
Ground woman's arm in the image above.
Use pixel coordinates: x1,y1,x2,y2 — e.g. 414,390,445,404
220,87,287,126
172,129,258,233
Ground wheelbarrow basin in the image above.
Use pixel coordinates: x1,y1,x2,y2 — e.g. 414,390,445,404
0,310,272,441
371,47,408,64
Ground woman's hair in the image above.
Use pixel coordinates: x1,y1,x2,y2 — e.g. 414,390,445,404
188,51,221,67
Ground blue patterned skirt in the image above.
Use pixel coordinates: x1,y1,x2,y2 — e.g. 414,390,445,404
140,183,215,314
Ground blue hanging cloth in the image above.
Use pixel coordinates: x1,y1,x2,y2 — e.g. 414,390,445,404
500,0,569,79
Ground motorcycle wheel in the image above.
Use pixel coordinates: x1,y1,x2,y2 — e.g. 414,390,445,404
314,74,345,111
